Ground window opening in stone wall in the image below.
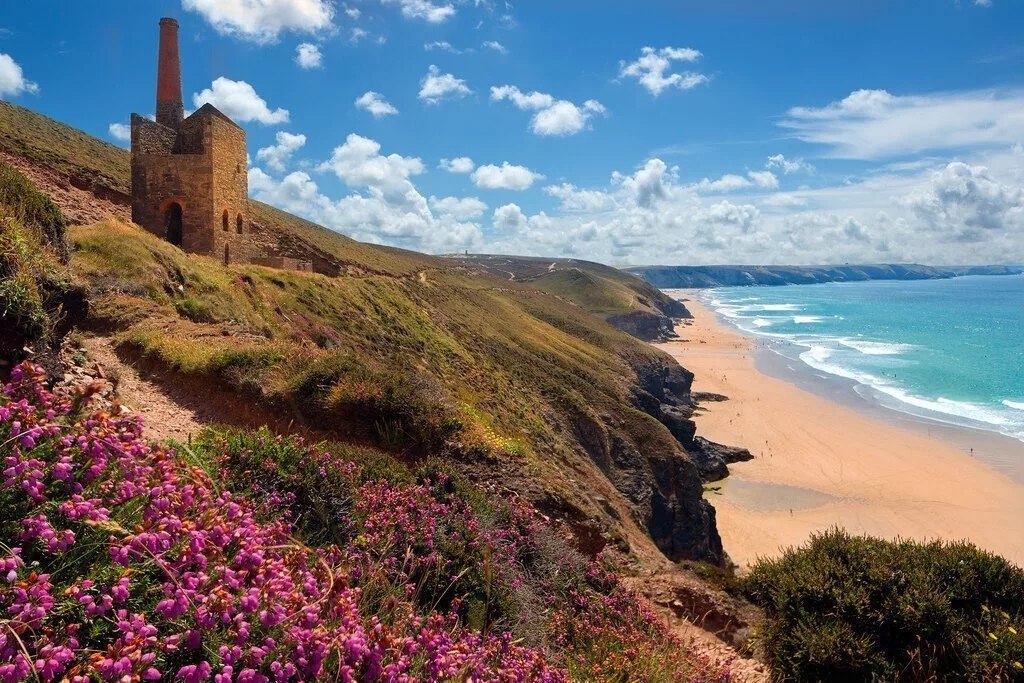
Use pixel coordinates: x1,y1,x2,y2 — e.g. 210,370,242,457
236,213,244,234
224,243,230,266
222,210,229,231
165,202,183,246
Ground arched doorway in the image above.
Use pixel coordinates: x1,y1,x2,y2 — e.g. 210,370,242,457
164,202,183,246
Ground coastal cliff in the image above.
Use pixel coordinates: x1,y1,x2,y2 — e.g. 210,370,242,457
0,100,730,570
626,263,1024,288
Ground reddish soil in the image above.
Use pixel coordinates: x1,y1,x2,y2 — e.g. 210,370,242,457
0,151,130,225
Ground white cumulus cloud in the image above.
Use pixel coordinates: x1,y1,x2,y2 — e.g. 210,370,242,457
256,131,306,172
295,43,322,68
482,40,507,54
251,134,484,253
429,195,487,220
618,46,708,96
355,91,399,118
382,0,456,23
766,154,815,174
108,122,131,143
0,53,38,97
544,183,616,212
419,65,471,104
193,77,290,124
692,170,778,194
490,85,605,136
439,157,475,173
182,0,335,42
318,133,425,203
906,161,1024,241
471,162,544,190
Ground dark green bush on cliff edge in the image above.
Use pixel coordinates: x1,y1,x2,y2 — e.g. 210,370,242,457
743,529,1024,682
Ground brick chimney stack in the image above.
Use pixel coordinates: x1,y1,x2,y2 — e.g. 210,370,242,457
155,17,184,130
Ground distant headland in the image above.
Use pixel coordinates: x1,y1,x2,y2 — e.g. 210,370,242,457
625,263,1024,288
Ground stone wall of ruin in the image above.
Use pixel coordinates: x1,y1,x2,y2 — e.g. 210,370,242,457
206,116,251,265
131,116,212,252
131,111,258,266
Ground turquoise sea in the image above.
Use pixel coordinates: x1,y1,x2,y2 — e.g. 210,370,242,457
701,274,1024,445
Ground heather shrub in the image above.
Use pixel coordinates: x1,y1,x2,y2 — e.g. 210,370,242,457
0,363,734,682
549,561,734,683
743,528,1024,682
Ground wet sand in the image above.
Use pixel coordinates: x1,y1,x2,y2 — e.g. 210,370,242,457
656,294,1024,569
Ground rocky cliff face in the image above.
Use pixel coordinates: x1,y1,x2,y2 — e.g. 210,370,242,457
565,387,726,564
556,355,732,565
600,355,755,563
606,310,677,342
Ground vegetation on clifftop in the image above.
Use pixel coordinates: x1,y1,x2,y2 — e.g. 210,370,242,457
449,254,690,340
744,529,1024,682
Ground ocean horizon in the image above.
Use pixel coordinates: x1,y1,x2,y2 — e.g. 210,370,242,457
695,274,1024,448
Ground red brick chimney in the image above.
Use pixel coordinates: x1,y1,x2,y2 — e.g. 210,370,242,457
155,17,184,130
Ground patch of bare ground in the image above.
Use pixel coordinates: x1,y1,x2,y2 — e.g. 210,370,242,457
0,151,130,225
80,335,207,444
628,571,770,683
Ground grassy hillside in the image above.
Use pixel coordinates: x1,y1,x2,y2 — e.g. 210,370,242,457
0,100,724,568
0,100,435,278
450,254,690,340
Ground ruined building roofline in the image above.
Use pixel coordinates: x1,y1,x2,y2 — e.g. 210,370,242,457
131,105,243,133
187,103,244,130
131,112,174,132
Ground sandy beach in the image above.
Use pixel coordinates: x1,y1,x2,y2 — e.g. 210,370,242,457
656,293,1024,569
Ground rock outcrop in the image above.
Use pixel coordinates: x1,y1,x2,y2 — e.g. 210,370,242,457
606,310,677,342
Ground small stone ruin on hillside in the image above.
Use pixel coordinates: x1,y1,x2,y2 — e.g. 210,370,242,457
130,17,311,272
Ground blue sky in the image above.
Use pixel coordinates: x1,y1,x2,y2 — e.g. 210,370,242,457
1,0,1023,265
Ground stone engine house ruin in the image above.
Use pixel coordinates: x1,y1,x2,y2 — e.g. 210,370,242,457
131,18,313,271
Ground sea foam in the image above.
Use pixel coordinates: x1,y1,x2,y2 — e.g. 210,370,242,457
839,339,914,355
702,277,1024,445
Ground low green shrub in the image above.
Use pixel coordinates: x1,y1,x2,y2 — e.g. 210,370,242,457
0,163,71,361
0,161,67,260
743,528,1024,682
290,352,463,454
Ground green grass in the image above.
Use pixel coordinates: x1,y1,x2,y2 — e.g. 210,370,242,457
743,528,1024,682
